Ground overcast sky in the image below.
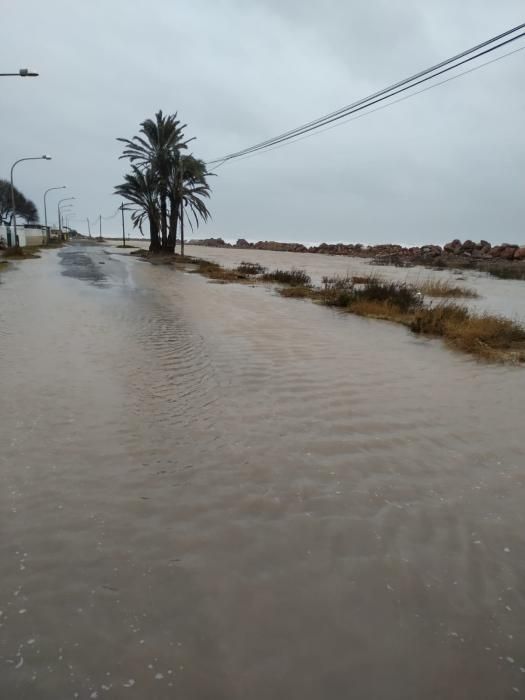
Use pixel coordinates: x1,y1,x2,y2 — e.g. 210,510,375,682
3,0,524,245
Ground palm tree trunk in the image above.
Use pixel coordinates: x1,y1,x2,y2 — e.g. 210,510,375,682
180,200,185,257
167,194,178,254
149,215,161,252
160,191,168,250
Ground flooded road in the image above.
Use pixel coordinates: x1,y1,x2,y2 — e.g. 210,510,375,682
1,242,525,699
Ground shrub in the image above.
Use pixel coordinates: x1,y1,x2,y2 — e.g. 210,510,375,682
195,260,244,281
322,274,354,290
351,278,422,313
447,314,525,352
236,261,267,275
410,303,470,335
261,268,311,286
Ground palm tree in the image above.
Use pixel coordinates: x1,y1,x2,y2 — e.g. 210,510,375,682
117,111,193,250
169,156,212,256
114,167,161,251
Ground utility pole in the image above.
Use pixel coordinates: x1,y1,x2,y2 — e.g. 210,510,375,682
98,215,102,241
120,202,126,247
86,218,91,237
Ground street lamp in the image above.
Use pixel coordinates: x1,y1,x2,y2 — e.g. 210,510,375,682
10,155,51,246
58,197,75,236
44,185,66,243
60,207,74,229
0,68,39,77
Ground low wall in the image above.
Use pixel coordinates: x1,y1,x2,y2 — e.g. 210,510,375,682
0,225,46,247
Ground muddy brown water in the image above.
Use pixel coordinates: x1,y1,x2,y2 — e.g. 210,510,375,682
1,242,525,699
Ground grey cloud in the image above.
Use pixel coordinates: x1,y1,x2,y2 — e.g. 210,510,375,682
3,0,524,244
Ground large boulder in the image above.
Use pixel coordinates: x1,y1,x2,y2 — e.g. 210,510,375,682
420,244,442,257
444,239,462,254
513,247,525,260
235,238,252,248
460,239,476,252
499,245,519,260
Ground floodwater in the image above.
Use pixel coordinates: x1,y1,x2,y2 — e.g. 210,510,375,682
1,241,524,699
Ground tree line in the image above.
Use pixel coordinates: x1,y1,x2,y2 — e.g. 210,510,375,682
0,180,38,226
115,111,212,254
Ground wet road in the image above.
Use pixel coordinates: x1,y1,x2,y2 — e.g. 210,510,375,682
1,242,525,699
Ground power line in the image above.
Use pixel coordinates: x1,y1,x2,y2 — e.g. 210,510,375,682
207,23,525,164
101,208,120,220
211,43,525,169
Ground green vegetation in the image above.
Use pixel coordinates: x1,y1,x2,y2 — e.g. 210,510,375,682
261,268,311,286
116,111,212,255
135,251,524,363
277,272,524,363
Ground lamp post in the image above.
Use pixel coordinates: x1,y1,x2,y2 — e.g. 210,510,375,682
44,185,66,243
59,207,74,238
0,68,39,77
57,197,75,237
10,155,51,246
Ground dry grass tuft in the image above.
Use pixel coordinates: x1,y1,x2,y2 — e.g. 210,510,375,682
349,278,422,313
261,268,311,286
351,275,374,284
141,252,524,364
350,300,411,321
410,303,470,336
411,304,525,361
418,278,479,298
194,259,247,282
278,286,315,299
236,261,267,275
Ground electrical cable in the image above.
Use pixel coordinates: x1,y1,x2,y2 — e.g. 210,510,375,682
207,24,525,164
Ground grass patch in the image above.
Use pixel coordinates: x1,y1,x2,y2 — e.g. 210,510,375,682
193,259,248,282
418,278,479,298
319,275,355,306
349,300,412,322
236,261,267,275
116,244,139,249
351,275,374,284
278,285,316,299
261,268,311,286
348,278,422,313
133,252,525,363
480,265,525,281
410,303,525,361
